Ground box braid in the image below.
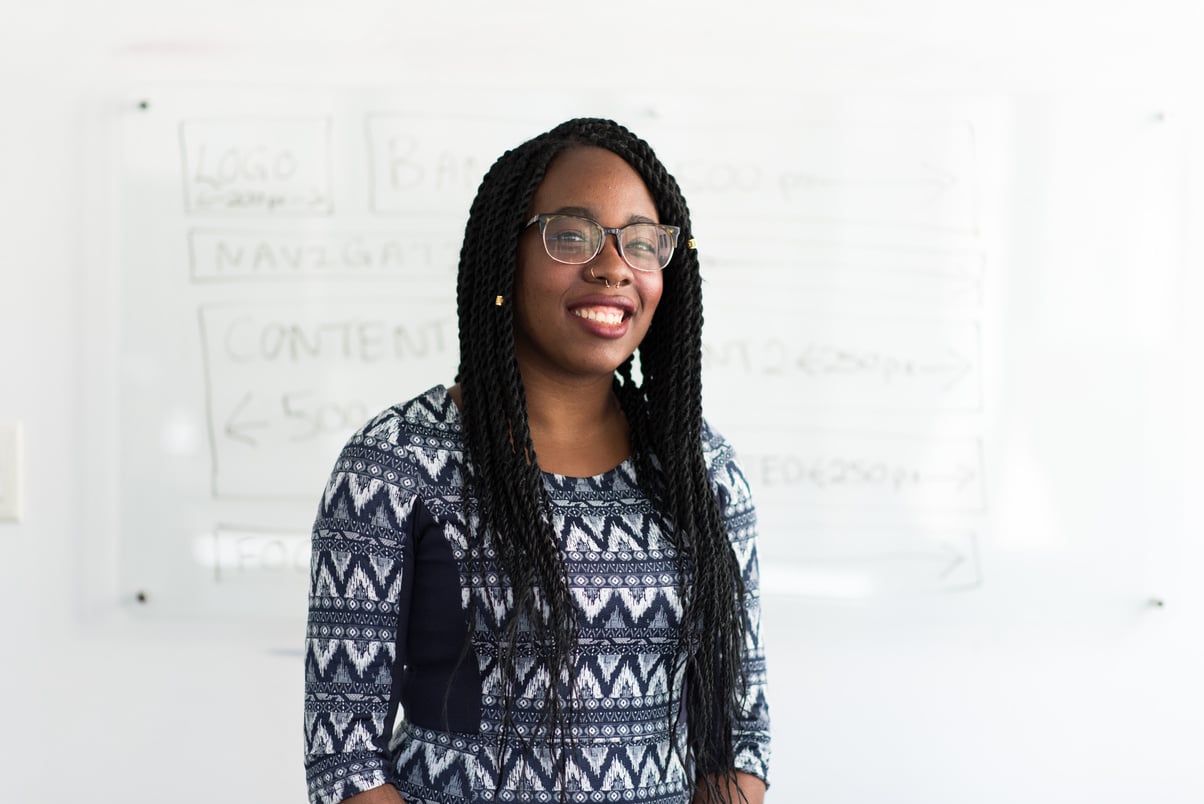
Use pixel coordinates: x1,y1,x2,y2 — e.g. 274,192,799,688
454,118,748,802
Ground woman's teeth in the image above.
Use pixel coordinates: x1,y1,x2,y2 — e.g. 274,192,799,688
574,308,624,325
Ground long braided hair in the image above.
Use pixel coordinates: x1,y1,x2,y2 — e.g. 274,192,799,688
455,118,748,801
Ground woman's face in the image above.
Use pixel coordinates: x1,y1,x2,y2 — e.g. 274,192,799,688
513,146,664,385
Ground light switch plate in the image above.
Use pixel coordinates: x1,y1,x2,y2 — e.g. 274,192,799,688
0,422,22,522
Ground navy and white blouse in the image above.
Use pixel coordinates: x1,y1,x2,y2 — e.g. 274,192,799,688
303,385,770,804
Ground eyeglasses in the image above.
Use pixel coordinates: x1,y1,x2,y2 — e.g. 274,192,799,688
525,213,682,272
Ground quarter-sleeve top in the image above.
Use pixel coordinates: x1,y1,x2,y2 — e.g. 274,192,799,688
303,385,770,804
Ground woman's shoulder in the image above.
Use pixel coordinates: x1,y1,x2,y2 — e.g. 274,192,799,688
327,385,464,494
700,418,754,506
354,385,461,448
332,385,462,474
700,417,736,467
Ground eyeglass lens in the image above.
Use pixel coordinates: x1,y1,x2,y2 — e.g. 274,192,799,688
542,215,675,271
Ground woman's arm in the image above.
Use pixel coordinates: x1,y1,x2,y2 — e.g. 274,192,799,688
342,785,407,804
693,770,767,804
304,414,418,804
703,428,773,796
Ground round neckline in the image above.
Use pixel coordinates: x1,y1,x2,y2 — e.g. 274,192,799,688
540,456,635,483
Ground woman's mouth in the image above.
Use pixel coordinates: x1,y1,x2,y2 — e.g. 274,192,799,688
572,306,627,325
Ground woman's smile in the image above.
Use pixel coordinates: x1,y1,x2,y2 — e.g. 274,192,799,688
572,307,625,325
567,293,637,337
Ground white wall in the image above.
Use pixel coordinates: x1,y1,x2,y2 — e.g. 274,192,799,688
3,3,1203,803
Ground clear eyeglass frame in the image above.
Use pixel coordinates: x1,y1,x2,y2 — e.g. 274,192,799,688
524,213,682,272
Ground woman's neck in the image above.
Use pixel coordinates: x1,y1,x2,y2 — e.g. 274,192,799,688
449,372,633,477
521,373,631,477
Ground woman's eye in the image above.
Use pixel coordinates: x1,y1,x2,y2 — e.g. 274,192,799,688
550,230,588,243
626,237,657,254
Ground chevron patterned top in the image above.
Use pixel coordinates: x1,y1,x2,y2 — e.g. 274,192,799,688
304,385,770,804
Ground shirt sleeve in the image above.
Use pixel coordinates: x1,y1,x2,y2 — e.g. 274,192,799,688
709,432,773,786
303,431,417,804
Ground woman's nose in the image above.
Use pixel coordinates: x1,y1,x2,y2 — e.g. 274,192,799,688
584,233,634,287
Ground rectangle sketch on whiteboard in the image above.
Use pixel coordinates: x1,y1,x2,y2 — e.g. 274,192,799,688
661,119,980,235
365,113,551,216
738,428,985,513
188,228,460,283
703,313,982,414
179,117,334,215
195,525,311,582
198,300,456,498
759,521,982,597
703,240,985,312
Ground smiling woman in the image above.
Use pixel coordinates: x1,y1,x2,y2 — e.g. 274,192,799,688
302,119,771,804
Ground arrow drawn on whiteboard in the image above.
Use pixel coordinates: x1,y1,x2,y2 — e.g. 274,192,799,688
225,392,269,446
795,345,865,376
876,541,969,581
922,464,978,492
918,161,959,204
869,541,968,581
793,344,973,388
915,349,973,389
305,186,329,210
803,541,968,581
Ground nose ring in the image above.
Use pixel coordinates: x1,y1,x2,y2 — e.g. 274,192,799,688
589,264,616,287
587,264,626,287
